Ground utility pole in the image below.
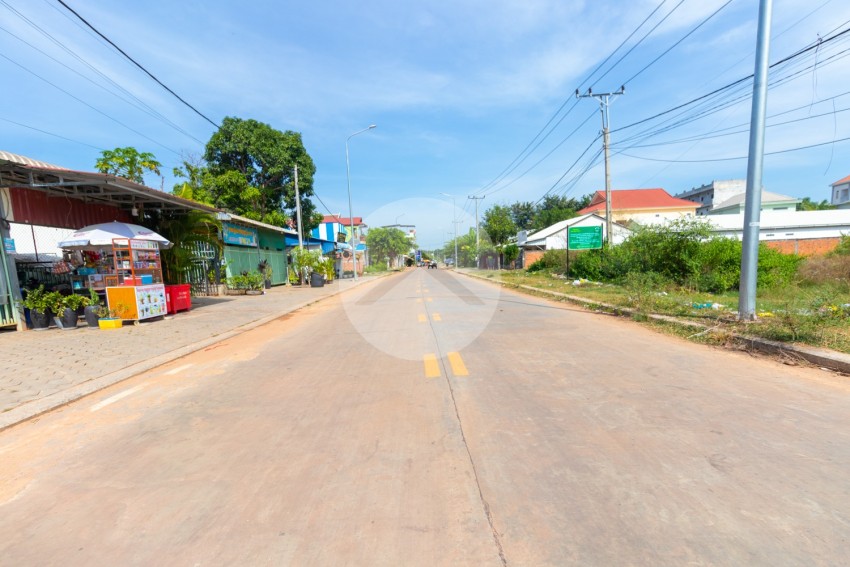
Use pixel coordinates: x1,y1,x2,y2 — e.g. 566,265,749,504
577,86,625,245
739,0,774,320
294,165,303,250
468,195,485,268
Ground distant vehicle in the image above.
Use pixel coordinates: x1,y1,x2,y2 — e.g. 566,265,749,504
444,258,454,267
428,261,437,269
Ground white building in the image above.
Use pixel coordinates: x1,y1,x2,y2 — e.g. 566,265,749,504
519,213,632,266
831,175,850,209
676,179,799,215
705,209,850,255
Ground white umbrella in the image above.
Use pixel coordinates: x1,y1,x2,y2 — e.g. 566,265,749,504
58,221,172,249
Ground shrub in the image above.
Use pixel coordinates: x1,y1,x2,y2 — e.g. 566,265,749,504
527,249,565,273
693,237,742,292
757,244,802,289
831,234,850,256
622,271,670,313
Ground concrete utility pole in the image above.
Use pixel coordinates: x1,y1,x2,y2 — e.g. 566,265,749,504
577,86,624,245
739,0,774,321
294,165,303,249
468,195,485,268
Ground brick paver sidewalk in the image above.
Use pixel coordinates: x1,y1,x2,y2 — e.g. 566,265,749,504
0,277,378,428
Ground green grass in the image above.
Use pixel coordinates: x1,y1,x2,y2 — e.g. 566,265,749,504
491,269,850,354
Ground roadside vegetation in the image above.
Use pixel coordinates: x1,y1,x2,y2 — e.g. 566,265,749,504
497,219,850,353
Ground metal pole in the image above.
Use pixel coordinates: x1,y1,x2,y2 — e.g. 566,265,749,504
738,0,774,320
468,195,484,268
0,192,23,329
345,125,376,281
452,197,458,269
294,165,303,250
577,87,624,245
602,123,612,245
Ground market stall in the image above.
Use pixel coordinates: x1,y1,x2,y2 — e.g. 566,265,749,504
57,222,172,323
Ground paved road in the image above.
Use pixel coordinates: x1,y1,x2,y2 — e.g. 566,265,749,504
2,269,849,565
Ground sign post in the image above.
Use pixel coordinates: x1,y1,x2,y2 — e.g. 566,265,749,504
566,225,603,276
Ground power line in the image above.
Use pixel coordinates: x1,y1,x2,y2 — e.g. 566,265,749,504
0,51,181,155
619,134,850,163
614,24,850,134
590,0,685,89
0,116,103,150
622,0,736,86
54,0,219,129
471,0,673,196
0,22,204,144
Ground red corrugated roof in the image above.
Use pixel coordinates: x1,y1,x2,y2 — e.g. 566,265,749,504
322,215,364,225
831,174,850,186
578,188,698,214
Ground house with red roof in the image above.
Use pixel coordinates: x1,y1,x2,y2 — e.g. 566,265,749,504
577,188,698,225
830,175,850,209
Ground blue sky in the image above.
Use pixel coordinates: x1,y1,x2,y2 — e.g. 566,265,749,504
2,0,849,248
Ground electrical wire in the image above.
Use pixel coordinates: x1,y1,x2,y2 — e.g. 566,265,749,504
0,51,181,155
0,116,103,150
0,22,205,144
470,0,673,197
619,134,850,163
54,0,219,129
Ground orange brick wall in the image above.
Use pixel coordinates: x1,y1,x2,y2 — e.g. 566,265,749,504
522,249,545,267
764,238,841,256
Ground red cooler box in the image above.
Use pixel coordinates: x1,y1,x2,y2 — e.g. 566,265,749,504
165,284,192,314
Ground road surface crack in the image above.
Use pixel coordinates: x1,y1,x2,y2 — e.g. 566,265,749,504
421,271,508,567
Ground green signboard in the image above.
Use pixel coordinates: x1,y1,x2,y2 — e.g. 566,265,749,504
568,225,603,250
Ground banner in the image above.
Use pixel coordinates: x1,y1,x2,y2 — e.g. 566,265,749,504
222,222,258,247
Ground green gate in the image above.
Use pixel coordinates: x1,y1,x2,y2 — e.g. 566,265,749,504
223,246,288,285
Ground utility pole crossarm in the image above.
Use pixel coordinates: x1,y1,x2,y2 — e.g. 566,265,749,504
577,86,625,246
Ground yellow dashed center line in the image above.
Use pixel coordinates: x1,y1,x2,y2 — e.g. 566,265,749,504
432,313,442,321
416,298,423,303
423,354,441,378
447,352,469,377
426,297,433,302
418,314,427,323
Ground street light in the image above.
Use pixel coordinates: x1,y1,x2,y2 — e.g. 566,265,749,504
439,192,459,270
346,124,376,281
395,213,405,227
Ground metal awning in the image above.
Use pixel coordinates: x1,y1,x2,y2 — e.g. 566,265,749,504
0,152,218,217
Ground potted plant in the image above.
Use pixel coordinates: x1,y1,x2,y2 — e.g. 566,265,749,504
21,285,53,331
97,303,126,330
226,274,248,295
57,294,87,330
84,287,102,328
245,270,265,295
321,258,335,282
258,259,273,289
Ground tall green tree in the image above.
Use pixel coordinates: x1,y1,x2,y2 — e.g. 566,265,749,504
366,227,413,266
510,201,536,230
95,147,162,184
202,117,318,229
482,204,517,249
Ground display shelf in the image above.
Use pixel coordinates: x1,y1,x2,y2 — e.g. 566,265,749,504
112,238,163,285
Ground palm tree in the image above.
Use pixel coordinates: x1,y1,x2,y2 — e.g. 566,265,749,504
158,210,222,285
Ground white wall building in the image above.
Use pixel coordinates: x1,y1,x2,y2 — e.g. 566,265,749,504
831,175,850,209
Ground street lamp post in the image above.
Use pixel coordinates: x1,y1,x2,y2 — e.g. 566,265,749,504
345,124,376,281
440,193,458,270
